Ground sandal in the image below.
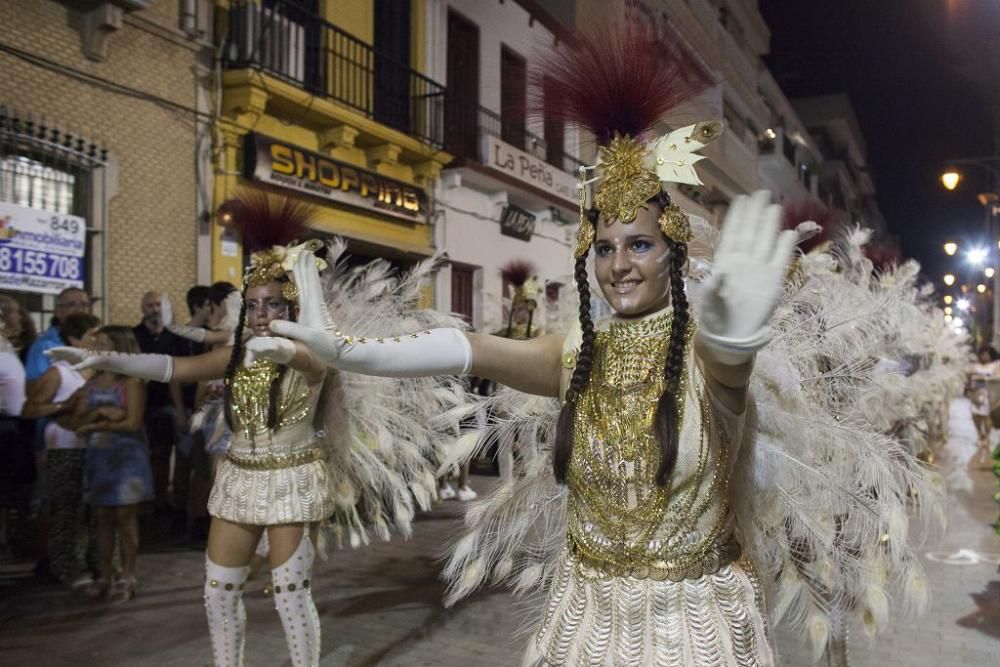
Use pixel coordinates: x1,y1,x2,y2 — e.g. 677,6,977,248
109,577,137,602
83,578,110,599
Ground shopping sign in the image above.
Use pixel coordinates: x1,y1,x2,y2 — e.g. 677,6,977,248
0,201,86,295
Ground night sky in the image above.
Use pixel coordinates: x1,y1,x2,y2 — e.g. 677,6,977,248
760,0,997,284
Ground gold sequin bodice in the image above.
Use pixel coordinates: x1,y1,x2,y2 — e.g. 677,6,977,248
566,310,736,580
228,360,318,450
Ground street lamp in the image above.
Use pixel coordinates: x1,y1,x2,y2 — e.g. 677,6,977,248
941,170,961,191
978,283,988,294
944,295,954,304
945,306,953,315
943,241,958,256
944,273,956,286
987,267,996,278
968,247,988,265
957,297,971,311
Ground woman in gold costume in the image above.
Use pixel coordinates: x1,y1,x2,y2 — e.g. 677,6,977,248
258,21,795,664
47,195,466,666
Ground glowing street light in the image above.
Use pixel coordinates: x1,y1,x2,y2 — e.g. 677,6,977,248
967,247,988,265
957,298,971,311
944,295,954,304
945,314,953,322
987,267,996,278
978,284,988,293
941,170,961,191
944,273,956,286
944,242,958,256
945,306,953,315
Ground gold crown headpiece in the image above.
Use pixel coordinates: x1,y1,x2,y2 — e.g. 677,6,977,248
245,239,327,302
574,121,723,258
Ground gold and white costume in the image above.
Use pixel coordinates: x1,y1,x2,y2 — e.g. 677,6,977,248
208,360,333,525
524,309,774,666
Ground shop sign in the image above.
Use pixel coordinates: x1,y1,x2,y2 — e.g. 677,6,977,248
485,135,577,206
243,133,428,223
500,204,536,242
0,201,86,295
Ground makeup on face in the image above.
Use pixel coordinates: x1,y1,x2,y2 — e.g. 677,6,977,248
245,283,291,337
593,204,673,318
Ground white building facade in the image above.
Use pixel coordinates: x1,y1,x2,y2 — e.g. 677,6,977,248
422,0,582,333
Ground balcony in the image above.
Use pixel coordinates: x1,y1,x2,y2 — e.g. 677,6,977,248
220,0,445,147
446,105,583,175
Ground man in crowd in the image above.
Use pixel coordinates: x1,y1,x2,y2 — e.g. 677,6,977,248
133,291,186,517
24,287,91,386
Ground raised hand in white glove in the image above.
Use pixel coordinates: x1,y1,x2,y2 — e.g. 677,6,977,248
45,347,173,381
288,244,334,331
243,335,296,367
161,292,174,328
699,190,796,364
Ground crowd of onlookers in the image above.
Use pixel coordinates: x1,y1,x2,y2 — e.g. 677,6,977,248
0,282,236,601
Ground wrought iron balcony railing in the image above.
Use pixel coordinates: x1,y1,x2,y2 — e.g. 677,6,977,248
221,0,446,148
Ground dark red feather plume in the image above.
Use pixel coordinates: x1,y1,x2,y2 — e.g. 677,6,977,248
500,260,535,288
531,18,713,145
782,200,849,254
227,191,314,253
864,241,903,273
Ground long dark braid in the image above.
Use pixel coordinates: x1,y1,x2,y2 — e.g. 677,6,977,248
653,234,690,485
553,209,600,483
223,290,248,431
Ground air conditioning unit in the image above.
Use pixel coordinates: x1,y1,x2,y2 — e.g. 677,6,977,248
228,3,305,83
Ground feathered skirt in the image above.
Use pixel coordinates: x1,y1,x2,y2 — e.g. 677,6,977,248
523,551,774,667
207,424,334,526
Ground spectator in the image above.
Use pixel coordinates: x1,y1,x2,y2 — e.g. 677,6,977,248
0,296,32,559
24,287,89,384
21,313,100,586
132,291,185,515
72,326,152,600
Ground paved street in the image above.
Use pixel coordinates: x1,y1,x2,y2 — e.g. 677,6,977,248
1,399,998,666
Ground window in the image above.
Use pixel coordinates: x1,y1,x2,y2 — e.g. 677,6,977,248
543,77,565,169
500,46,527,150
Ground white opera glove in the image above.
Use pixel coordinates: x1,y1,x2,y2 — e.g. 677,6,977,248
288,245,334,331
45,347,173,382
698,190,796,365
167,323,207,343
273,247,471,376
243,335,296,367
269,320,471,378
161,292,174,327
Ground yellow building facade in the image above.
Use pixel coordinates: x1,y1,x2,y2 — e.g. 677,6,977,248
211,0,450,286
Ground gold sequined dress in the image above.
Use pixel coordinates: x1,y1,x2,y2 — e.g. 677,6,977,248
524,309,774,666
207,360,333,525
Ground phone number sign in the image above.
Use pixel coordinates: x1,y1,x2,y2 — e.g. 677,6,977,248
0,201,86,295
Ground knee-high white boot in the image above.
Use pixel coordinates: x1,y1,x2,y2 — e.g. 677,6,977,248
271,535,320,666
204,557,248,667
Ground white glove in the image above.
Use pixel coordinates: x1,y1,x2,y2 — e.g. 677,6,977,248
289,246,335,331
161,293,174,328
271,247,471,376
699,190,796,365
243,335,296,367
167,323,207,343
269,320,471,378
45,347,173,382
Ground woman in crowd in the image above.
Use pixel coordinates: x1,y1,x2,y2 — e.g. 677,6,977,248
21,312,101,587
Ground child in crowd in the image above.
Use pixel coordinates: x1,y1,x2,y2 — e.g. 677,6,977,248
72,326,152,600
